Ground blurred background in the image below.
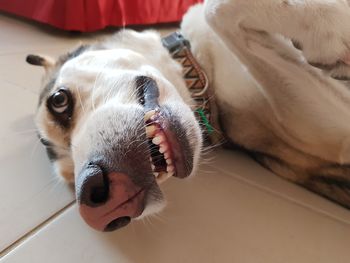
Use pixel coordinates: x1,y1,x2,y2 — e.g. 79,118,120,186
0,0,203,32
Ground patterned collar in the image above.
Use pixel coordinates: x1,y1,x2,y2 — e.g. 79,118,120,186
162,32,223,145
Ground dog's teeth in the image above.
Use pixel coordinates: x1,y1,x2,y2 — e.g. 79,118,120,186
152,135,163,145
146,125,157,138
153,172,159,178
166,158,172,165
151,163,155,170
164,152,170,159
159,143,168,153
166,165,175,173
144,110,156,122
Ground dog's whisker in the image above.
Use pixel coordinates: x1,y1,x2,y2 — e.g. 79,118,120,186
103,84,115,104
199,154,217,162
197,158,216,167
13,128,38,134
76,87,86,114
136,139,150,150
149,212,168,224
21,176,59,202
3,129,38,139
91,71,103,111
201,139,225,152
47,177,68,194
29,137,43,163
38,176,63,195
142,216,162,236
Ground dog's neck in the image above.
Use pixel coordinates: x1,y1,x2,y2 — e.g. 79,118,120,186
162,32,223,145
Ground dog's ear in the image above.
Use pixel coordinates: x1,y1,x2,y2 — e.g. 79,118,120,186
26,54,55,70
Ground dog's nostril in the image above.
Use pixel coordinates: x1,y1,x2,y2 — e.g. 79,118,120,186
104,217,131,232
77,163,110,207
90,185,109,204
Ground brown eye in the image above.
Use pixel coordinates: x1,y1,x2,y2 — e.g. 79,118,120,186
47,88,74,128
50,89,70,113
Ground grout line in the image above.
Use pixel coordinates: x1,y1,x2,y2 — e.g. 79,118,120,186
0,200,76,259
207,162,350,226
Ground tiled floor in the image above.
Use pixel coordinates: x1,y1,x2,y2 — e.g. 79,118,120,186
1,12,350,263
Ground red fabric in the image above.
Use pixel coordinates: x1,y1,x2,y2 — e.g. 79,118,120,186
0,0,203,32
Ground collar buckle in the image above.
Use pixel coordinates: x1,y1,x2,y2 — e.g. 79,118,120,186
161,32,191,53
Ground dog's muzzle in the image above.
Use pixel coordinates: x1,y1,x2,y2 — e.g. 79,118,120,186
73,75,195,231
74,76,163,232
76,163,146,231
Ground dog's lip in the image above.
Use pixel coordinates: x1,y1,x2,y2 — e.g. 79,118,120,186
150,108,192,179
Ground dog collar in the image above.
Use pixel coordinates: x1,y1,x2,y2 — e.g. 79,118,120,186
162,32,223,145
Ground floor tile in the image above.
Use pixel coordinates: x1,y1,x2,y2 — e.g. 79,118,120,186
205,149,350,223
2,157,349,263
0,81,74,252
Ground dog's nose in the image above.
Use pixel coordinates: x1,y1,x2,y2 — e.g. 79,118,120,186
77,163,109,207
76,163,146,231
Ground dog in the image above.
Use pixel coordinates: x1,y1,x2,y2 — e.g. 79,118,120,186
26,0,350,231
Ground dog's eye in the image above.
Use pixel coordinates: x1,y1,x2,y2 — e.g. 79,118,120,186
49,89,70,113
47,88,74,127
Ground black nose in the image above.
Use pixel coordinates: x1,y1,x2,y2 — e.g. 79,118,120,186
76,163,109,207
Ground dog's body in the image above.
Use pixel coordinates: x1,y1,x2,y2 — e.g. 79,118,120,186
183,1,350,208
28,0,350,231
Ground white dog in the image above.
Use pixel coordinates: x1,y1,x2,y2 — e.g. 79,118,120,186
26,0,350,231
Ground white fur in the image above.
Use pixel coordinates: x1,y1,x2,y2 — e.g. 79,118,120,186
182,1,350,165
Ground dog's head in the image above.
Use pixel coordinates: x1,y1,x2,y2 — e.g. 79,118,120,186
27,30,202,231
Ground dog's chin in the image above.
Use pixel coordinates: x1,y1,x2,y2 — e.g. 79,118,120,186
136,104,202,218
